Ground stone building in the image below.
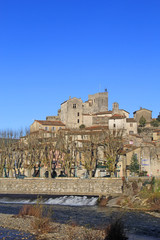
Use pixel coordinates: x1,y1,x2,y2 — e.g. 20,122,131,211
133,107,152,127
60,91,109,128
108,115,137,135
30,120,65,138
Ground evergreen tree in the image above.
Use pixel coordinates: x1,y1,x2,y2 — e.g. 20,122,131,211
129,153,139,175
139,116,146,127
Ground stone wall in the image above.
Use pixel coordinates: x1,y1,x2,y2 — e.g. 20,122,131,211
0,178,123,196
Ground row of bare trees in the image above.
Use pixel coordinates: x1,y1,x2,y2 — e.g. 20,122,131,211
0,128,123,178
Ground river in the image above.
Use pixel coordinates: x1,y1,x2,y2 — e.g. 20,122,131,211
0,194,160,239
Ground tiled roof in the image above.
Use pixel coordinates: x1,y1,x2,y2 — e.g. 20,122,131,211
126,118,136,122
35,120,65,126
110,114,126,119
85,125,108,130
93,111,112,116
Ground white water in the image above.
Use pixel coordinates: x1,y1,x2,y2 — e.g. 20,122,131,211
0,196,98,206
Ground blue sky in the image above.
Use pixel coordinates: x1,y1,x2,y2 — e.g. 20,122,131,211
0,0,160,131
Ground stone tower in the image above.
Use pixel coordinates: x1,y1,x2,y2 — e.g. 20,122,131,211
112,102,119,114
87,91,108,113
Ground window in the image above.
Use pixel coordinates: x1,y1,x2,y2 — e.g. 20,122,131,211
129,131,134,135
45,127,48,131
113,124,116,128
73,104,76,108
77,119,79,123
59,127,62,130
77,112,79,116
52,127,55,131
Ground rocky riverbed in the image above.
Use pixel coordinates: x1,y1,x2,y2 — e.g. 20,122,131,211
0,212,160,240
0,213,105,240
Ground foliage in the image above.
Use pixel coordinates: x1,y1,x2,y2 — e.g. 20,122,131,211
79,124,86,129
139,116,146,127
104,218,128,240
156,113,160,122
129,153,139,175
139,171,147,177
150,119,159,127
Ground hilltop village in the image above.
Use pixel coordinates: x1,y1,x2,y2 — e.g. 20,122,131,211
28,91,160,178
1,91,160,179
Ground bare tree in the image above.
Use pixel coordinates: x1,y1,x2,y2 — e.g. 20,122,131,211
101,130,123,176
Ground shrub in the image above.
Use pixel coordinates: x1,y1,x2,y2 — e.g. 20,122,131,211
104,218,128,240
18,199,52,235
32,216,51,234
18,204,42,218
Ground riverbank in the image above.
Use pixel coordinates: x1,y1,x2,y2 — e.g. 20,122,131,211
0,213,105,240
0,211,160,240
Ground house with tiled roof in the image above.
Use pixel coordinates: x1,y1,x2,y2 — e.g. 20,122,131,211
30,120,65,138
109,115,137,135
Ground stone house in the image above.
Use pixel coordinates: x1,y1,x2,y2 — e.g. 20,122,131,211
126,118,137,135
108,115,137,135
153,129,160,142
30,120,65,138
133,107,152,127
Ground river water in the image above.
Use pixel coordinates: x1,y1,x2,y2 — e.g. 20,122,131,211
0,194,160,239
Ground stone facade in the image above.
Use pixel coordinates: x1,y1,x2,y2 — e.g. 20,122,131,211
61,97,83,128
133,108,152,126
109,115,137,135
30,120,65,138
60,92,108,128
0,178,123,196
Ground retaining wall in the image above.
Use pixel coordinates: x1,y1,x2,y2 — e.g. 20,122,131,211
0,178,123,196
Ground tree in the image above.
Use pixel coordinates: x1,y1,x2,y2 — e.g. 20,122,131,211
79,124,85,129
56,131,75,177
129,153,139,175
81,132,101,178
139,116,146,127
101,130,123,176
156,113,160,122
151,119,159,127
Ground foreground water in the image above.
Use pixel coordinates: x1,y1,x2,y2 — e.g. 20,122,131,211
0,194,160,239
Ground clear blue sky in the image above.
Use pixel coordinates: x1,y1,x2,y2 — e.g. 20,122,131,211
0,0,160,131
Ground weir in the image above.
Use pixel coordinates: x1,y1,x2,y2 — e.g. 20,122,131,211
0,178,123,196
0,194,98,206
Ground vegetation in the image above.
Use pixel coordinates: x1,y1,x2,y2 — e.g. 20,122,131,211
18,199,51,234
129,153,139,175
104,218,128,240
139,116,146,127
156,113,160,122
150,119,159,127
0,127,124,178
102,130,123,176
79,124,86,129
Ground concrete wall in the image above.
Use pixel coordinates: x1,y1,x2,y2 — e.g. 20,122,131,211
0,178,123,196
